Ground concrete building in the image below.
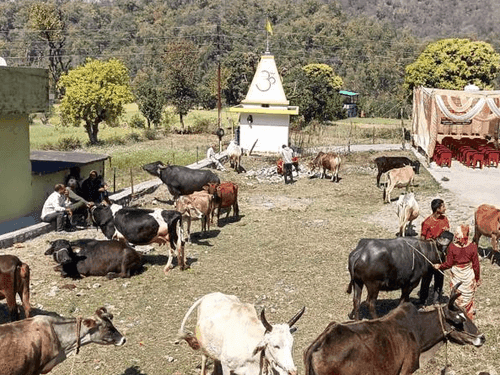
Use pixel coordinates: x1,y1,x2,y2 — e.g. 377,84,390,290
229,52,299,153
0,67,109,235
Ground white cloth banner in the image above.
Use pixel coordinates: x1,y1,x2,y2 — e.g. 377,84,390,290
486,98,500,117
435,95,485,121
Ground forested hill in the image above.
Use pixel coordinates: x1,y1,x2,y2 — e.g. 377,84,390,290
336,0,500,42
1,0,499,118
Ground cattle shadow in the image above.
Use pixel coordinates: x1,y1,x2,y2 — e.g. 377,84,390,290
141,253,198,269
396,225,419,237
351,297,425,320
119,366,148,375
189,229,221,246
477,247,499,265
216,214,245,228
0,305,68,325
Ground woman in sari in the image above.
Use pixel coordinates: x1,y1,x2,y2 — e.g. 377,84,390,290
434,224,481,320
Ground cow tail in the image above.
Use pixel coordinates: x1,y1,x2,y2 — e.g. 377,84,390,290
176,295,205,350
346,280,353,294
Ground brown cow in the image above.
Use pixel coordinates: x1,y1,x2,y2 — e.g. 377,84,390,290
0,307,125,375
473,204,500,263
207,182,239,226
310,152,341,182
0,255,31,322
304,285,485,375
175,190,214,242
383,165,414,203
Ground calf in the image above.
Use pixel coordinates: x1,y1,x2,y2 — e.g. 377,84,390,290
396,193,419,237
320,152,341,182
374,156,420,187
178,292,305,375
175,191,214,242
473,204,500,263
383,165,415,203
45,239,143,279
310,152,341,182
0,255,31,321
207,182,239,226
0,307,125,375
305,285,484,375
91,204,185,274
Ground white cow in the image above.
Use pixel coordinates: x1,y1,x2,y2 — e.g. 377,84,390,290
227,140,243,173
177,292,305,375
396,192,419,237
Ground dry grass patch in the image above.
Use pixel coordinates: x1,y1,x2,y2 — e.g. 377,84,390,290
1,150,498,375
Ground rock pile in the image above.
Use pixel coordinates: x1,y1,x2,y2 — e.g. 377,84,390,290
245,165,312,184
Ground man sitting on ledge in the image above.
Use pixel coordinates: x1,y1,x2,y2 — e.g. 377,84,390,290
41,184,72,232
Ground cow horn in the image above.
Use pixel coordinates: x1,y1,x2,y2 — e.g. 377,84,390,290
288,306,306,327
448,282,463,308
260,308,273,333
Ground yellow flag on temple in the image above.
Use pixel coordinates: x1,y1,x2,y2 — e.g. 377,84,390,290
266,19,273,35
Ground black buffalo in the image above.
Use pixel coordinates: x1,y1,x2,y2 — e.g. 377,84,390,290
90,204,185,274
346,231,453,320
142,161,220,200
374,156,421,187
304,284,485,375
45,238,143,279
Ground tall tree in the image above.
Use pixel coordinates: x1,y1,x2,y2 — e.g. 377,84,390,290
28,1,71,97
132,67,165,128
285,63,345,123
58,58,133,144
163,39,199,129
404,38,500,96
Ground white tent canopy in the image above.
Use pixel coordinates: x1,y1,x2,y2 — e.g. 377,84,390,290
412,86,500,158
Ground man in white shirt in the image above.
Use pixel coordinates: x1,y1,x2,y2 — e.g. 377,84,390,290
280,144,294,184
207,144,226,171
41,184,71,232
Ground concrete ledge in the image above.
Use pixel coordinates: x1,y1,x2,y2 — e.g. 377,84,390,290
0,222,53,249
0,156,224,249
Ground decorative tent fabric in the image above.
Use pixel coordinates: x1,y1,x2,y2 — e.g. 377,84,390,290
412,87,500,158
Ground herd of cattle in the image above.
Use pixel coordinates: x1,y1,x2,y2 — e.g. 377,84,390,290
0,151,499,374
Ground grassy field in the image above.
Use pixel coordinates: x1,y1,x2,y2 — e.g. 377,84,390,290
30,108,406,192
3,143,499,375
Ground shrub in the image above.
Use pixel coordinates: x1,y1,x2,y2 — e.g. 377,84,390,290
143,128,158,140
106,135,127,145
130,113,146,129
55,136,82,151
160,108,176,131
127,132,142,142
189,118,212,134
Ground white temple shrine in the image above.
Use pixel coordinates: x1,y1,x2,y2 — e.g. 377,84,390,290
229,51,299,153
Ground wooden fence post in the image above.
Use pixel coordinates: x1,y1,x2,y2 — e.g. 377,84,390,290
130,168,134,198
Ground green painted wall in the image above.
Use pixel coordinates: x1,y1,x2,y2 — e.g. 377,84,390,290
0,115,32,222
0,67,49,224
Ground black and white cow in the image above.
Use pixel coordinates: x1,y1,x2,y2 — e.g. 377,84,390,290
91,204,186,274
142,161,220,200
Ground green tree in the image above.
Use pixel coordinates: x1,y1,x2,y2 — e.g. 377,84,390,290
285,63,345,123
404,38,500,96
28,1,70,97
58,58,133,144
133,68,165,128
163,40,199,130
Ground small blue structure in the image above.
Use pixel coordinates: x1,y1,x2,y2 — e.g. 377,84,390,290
339,90,359,117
